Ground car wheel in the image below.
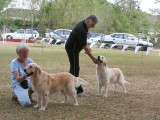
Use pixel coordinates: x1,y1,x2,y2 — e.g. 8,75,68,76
105,42,116,48
29,37,34,41
141,46,147,51
6,35,13,39
137,44,147,51
51,37,57,44
56,42,62,45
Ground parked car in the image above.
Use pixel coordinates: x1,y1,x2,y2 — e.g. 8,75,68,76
103,33,153,50
1,29,39,40
45,29,54,38
87,33,105,45
49,29,72,44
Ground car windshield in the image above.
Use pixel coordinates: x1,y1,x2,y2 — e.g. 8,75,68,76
111,34,123,39
14,30,24,34
64,31,71,35
91,33,103,38
46,29,53,33
26,30,33,34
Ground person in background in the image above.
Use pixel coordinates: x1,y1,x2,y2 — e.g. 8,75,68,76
65,15,98,97
10,43,34,107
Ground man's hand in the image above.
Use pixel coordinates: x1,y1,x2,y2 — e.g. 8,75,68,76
92,57,98,64
83,45,98,64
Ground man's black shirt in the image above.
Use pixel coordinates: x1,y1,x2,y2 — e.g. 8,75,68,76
65,20,88,51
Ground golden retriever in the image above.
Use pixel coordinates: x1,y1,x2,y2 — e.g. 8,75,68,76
24,63,89,110
96,56,130,97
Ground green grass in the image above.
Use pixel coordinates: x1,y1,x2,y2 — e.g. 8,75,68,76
0,42,160,120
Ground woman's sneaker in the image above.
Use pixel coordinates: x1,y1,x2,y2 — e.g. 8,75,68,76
11,94,17,101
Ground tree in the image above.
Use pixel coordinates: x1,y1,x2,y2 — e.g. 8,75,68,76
149,0,160,36
38,0,106,31
0,0,154,36
0,0,11,11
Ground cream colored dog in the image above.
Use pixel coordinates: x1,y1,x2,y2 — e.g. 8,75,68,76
24,63,89,110
96,56,130,97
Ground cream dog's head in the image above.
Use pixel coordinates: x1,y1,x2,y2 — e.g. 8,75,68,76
24,63,42,76
97,56,107,66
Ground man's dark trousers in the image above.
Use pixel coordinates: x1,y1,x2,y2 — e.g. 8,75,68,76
66,48,83,94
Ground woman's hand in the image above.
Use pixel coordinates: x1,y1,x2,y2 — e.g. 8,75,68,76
13,71,27,82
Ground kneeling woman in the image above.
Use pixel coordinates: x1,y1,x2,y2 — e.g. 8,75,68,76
10,43,34,107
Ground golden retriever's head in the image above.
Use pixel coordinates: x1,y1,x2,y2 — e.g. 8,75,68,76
24,63,42,76
97,56,107,66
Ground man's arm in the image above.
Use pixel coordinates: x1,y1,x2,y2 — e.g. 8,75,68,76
83,45,97,64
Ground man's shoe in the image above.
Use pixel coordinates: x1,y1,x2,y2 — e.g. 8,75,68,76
77,92,89,97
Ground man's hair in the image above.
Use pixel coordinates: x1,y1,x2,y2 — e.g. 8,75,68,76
16,43,29,55
85,15,98,23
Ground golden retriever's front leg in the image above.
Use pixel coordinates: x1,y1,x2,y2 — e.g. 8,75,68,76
103,83,108,97
34,94,41,108
39,93,49,111
97,83,102,96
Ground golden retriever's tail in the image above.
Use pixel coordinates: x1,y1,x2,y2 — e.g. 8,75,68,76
74,77,90,87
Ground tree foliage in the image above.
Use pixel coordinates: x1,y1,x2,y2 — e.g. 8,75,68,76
37,0,156,35
0,0,11,11
0,0,159,36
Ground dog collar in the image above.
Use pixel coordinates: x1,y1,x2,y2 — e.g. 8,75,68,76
26,72,33,77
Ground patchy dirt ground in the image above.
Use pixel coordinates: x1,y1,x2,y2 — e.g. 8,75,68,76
0,42,160,120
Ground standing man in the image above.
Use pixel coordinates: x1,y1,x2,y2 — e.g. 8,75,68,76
65,15,98,97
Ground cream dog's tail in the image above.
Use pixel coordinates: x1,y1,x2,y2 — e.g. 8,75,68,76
119,71,131,86
74,77,90,87
124,80,131,85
